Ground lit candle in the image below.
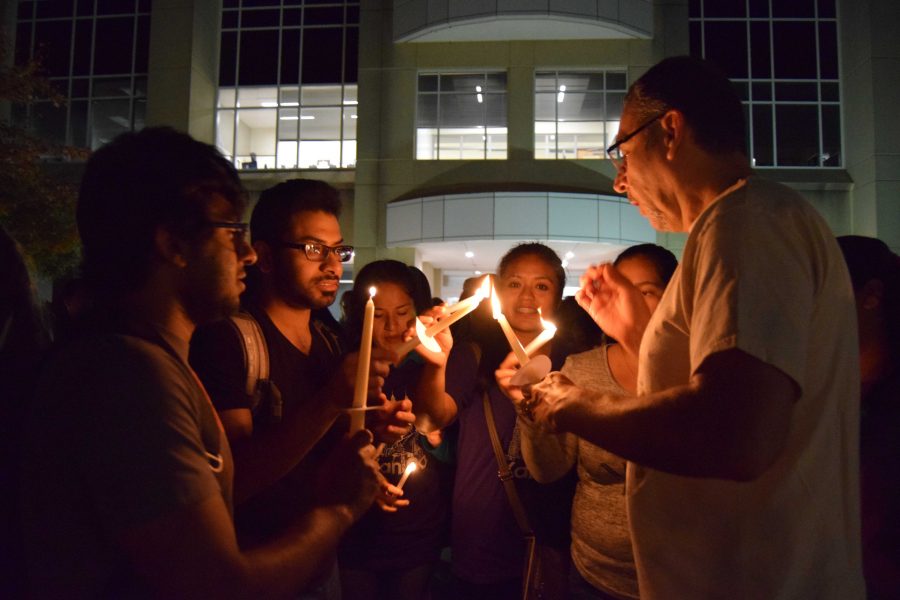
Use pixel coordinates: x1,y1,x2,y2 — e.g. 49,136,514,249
395,277,490,357
350,286,376,433
522,309,557,357
397,461,417,490
491,282,529,366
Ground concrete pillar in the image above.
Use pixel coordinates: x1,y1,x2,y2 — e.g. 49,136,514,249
841,0,900,252
146,0,220,143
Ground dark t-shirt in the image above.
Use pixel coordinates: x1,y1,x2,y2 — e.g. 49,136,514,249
189,303,345,541
22,326,233,598
449,343,576,584
339,357,452,570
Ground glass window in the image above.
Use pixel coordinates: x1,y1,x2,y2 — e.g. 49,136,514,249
534,71,624,160
239,30,279,85
417,72,508,160
690,0,840,167
93,17,134,75
216,2,360,170
33,20,72,77
15,2,149,149
241,9,280,28
90,98,131,148
302,27,343,84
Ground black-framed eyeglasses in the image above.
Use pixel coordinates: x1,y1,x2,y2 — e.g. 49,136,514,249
606,113,665,168
280,241,355,263
205,221,249,243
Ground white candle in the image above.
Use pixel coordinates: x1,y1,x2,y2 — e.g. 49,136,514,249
491,282,529,366
397,461,417,490
395,277,491,356
522,309,557,357
350,286,376,433
424,282,487,337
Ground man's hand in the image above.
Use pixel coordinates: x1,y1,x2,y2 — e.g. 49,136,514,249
313,430,382,521
526,371,588,434
369,394,415,444
326,348,396,410
576,263,651,352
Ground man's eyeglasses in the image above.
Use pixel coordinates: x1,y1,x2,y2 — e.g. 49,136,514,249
606,113,665,168
280,241,354,263
205,221,249,243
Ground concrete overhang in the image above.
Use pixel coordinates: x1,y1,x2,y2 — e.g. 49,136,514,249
394,0,653,43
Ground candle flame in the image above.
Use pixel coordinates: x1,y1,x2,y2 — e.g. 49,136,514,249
491,283,502,319
478,275,491,299
537,308,557,333
368,286,377,298
404,462,417,475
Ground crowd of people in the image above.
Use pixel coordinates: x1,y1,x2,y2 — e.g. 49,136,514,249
2,55,898,599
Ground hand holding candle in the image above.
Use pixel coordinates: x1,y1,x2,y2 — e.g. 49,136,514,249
395,276,490,358
350,286,376,433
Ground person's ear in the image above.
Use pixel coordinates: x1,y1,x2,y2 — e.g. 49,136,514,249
660,110,685,161
154,226,189,268
859,279,884,312
254,240,275,274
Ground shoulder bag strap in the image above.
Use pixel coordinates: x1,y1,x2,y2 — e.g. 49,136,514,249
483,391,533,536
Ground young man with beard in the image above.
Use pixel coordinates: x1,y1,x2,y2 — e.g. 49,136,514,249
20,128,384,598
190,179,410,597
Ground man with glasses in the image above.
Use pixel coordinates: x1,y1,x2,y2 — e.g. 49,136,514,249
190,179,410,598
21,128,385,597
527,57,864,598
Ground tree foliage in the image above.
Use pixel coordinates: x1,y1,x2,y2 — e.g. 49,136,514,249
0,37,88,280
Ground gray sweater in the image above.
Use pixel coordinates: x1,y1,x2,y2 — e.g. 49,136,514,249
519,345,638,599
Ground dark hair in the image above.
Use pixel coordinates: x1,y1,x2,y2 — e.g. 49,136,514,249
614,243,679,286
837,235,900,361
627,55,746,156
77,127,245,296
342,260,431,344
497,242,566,301
250,179,342,244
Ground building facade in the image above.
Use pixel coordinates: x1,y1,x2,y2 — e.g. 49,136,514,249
7,0,899,298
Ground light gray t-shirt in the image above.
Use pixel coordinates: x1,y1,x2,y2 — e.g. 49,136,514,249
21,330,233,598
520,345,638,599
632,176,864,599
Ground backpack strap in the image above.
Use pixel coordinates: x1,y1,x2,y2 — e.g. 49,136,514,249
228,312,269,398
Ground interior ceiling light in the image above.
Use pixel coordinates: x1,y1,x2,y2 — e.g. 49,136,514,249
465,251,475,258
475,85,483,104
557,84,566,103
565,251,575,259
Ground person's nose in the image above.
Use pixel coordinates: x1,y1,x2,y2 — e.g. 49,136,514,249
385,314,401,332
613,161,628,195
238,236,257,265
320,248,342,272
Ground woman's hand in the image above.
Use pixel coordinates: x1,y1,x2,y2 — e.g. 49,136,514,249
495,351,526,406
410,306,453,368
